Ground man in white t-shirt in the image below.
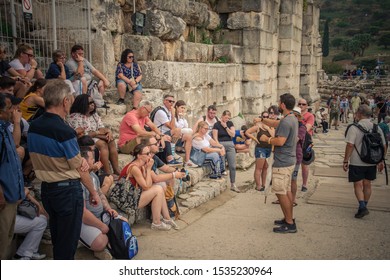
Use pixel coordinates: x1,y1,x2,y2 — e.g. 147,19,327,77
153,94,178,136
343,104,385,219
192,104,219,136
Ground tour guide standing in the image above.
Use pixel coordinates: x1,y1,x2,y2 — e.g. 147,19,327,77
343,104,385,219
257,93,298,233
28,80,100,259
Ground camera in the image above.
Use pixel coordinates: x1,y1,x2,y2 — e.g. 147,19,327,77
180,168,190,182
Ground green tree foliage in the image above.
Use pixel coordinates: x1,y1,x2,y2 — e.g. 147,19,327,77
353,33,371,56
331,38,344,49
323,62,344,74
377,33,390,49
342,39,360,57
322,20,330,57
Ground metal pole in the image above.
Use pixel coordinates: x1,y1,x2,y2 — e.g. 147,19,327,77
52,0,57,49
133,0,135,14
87,0,92,62
10,0,17,50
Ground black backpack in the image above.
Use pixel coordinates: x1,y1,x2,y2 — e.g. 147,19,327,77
150,106,168,128
301,124,314,161
102,213,138,259
346,123,384,164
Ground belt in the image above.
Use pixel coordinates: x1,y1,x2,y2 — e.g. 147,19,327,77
43,179,80,187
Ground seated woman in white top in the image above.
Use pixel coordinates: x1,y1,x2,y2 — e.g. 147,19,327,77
191,121,226,179
173,100,197,167
9,44,44,82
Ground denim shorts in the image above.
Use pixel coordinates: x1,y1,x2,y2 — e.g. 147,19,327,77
255,147,271,159
116,79,142,94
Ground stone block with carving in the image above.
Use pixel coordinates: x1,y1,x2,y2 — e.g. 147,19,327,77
227,12,263,30
121,34,164,61
145,10,186,40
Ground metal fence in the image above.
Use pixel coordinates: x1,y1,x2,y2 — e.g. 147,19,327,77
0,0,91,74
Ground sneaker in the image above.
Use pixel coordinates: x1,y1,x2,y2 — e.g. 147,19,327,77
301,186,308,192
116,99,125,105
163,218,180,230
259,186,265,192
151,222,171,231
273,222,297,233
13,254,31,260
354,207,369,219
167,159,182,166
173,154,182,161
31,252,46,260
274,218,295,226
94,248,112,260
230,184,241,193
185,160,198,168
221,171,228,176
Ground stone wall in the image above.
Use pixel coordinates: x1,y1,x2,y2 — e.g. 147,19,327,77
89,0,322,124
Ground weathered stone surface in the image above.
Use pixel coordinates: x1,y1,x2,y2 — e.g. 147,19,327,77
91,0,124,33
236,153,255,170
182,42,212,63
144,10,186,40
213,45,243,63
121,34,164,61
163,41,182,61
91,30,116,83
227,12,263,30
144,0,188,18
207,11,221,30
216,0,263,13
182,1,210,27
213,29,242,45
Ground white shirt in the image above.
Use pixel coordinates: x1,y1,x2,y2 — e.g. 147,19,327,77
153,105,171,134
192,134,211,150
8,59,31,73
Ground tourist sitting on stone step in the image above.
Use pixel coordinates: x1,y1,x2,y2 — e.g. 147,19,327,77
13,187,47,260
115,144,179,231
78,148,124,260
191,121,226,179
212,110,240,193
67,94,120,177
19,78,46,122
118,100,175,164
152,94,182,165
45,49,75,95
115,49,143,108
173,100,197,167
66,44,109,96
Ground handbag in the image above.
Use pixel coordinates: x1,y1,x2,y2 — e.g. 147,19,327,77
17,199,38,219
190,147,206,166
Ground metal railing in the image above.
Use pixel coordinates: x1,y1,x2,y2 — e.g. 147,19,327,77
0,0,91,74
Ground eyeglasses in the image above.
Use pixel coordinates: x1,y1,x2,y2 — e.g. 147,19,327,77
59,56,66,59
141,152,151,156
298,103,307,106
269,111,274,114
148,141,159,146
166,100,175,104
23,52,34,58
262,115,269,118
143,106,151,113
89,101,95,105
202,127,209,130
128,56,134,59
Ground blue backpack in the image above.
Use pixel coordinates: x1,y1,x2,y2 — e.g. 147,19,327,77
102,213,138,259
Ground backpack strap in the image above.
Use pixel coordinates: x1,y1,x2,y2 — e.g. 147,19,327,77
152,106,169,129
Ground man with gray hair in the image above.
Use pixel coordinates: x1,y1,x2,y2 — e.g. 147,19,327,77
118,99,172,157
343,104,385,219
27,79,100,259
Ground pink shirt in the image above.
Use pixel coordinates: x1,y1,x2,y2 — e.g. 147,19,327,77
118,110,150,147
302,111,315,136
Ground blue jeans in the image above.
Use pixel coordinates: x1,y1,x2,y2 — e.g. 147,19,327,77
41,180,83,260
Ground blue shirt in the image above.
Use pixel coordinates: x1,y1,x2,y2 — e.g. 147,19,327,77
45,62,71,79
0,120,25,203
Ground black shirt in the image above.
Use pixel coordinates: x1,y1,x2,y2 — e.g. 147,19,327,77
213,120,234,142
0,60,11,76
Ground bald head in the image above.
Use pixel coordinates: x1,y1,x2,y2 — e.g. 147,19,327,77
297,98,308,113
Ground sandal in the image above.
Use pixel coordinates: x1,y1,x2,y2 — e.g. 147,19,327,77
293,202,298,207
272,200,280,204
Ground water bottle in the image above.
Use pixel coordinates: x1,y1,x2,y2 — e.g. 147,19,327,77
306,144,313,153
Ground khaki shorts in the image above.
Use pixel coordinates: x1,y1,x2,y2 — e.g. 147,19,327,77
271,165,295,195
119,138,138,154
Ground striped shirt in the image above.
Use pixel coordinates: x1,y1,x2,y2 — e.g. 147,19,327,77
28,112,82,183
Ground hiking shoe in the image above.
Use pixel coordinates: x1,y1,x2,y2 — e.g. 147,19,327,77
273,223,297,233
354,207,369,219
94,248,112,260
163,218,180,230
167,159,182,166
151,222,171,231
185,160,198,168
231,184,241,193
274,218,295,226
259,186,265,192
301,186,308,192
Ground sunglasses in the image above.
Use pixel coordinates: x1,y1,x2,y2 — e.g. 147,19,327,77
269,111,274,114
262,115,269,118
128,56,134,59
23,52,34,58
166,100,175,104
298,103,307,106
